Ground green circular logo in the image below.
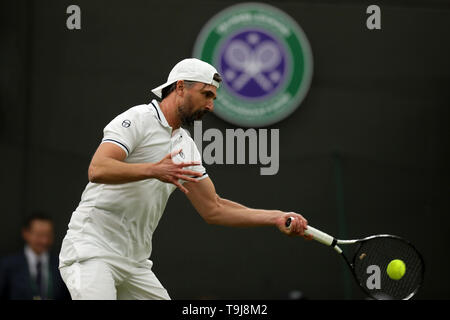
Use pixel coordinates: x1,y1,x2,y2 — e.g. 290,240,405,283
193,2,313,127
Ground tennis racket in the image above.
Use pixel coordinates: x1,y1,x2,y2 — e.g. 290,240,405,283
285,217,425,300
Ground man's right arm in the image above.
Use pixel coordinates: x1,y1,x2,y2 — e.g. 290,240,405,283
185,177,310,238
88,142,203,193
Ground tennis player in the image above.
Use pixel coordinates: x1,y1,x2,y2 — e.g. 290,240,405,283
59,58,310,300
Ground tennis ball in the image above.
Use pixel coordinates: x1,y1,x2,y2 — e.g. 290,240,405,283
386,259,406,280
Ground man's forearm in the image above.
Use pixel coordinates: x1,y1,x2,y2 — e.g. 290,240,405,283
206,197,283,227
88,157,153,184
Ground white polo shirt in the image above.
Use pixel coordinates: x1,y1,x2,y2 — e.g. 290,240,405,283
59,100,207,267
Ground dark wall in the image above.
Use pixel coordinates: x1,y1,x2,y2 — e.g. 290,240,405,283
1,0,449,299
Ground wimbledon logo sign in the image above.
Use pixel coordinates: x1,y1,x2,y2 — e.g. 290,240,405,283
193,3,313,127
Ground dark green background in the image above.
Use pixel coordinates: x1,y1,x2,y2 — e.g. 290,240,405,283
1,0,449,299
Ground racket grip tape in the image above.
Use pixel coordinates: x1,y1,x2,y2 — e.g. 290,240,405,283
285,217,336,246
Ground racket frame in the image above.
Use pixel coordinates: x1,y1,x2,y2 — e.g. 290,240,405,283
286,218,425,300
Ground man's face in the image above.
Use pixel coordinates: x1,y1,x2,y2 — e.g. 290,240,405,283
22,220,54,255
178,82,217,126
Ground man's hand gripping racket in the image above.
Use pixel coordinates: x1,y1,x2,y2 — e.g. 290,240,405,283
285,217,425,300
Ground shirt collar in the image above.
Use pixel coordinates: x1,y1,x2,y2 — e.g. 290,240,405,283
24,245,49,266
150,99,171,128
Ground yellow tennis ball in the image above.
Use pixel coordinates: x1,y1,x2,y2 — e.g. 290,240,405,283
386,259,406,280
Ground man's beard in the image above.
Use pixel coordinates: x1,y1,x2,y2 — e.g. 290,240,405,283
178,100,209,127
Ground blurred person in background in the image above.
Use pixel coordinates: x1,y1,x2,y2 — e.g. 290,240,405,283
0,212,70,300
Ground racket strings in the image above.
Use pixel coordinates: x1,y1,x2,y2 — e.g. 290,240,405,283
352,237,424,300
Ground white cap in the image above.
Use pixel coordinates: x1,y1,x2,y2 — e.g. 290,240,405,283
151,58,221,99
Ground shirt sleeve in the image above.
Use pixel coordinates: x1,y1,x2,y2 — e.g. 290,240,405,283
171,132,208,184
101,109,144,157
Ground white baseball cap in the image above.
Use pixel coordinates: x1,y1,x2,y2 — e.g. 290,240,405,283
151,58,221,99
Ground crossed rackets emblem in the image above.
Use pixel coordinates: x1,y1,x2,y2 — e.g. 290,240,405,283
224,38,283,92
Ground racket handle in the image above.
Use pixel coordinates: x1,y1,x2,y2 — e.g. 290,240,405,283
285,217,335,246
304,226,335,246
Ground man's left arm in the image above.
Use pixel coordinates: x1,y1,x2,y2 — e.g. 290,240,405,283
184,177,310,238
